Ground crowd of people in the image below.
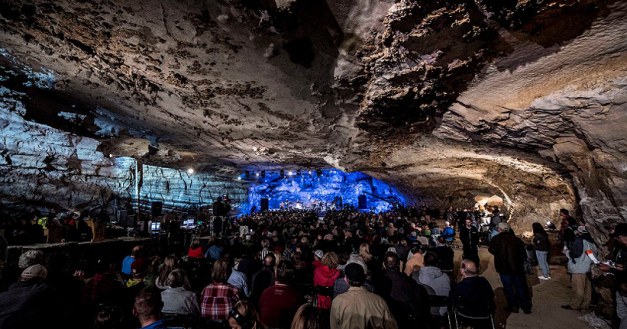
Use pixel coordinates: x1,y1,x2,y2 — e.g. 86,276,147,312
0,204,625,329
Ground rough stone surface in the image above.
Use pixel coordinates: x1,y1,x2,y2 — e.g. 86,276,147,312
0,0,625,242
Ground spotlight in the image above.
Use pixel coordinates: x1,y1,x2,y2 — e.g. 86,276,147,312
237,176,242,181
288,171,293,176
187,168,194,174
308,170,312,175
256,172,260,177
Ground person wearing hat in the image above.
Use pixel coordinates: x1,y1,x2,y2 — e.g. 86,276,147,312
562,224,598,311
330,263,397,329
488,222,532,314
0,264,64,328
599,223,627,327
312,249,324,268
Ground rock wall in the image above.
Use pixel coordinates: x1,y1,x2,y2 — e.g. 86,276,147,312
0,0,625,246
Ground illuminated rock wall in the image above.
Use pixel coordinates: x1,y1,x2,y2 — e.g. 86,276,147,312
245,169,407,214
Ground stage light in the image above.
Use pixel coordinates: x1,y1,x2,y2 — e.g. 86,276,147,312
237,176,242,180
308,170,312,175
187,168,194,174
288,171,293,176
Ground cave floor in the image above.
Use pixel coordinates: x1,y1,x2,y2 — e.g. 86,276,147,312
461,247,610,329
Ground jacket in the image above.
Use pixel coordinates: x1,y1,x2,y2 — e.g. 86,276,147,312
566,237,598,274
331,286,398,329
313,265,340,309
533,233,550,252
488,231,526,275
416,266,450,316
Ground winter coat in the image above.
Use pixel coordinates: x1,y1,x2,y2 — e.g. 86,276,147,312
533,233,550,252
313,265,340,309
566,237,598,274
488,231,526,275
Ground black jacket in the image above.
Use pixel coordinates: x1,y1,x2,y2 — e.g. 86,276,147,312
488,231,527,275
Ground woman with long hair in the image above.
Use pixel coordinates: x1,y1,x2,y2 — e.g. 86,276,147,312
227,300,261,329
155,255,179,290
532,222,551,280
358,243,372,263
291,303,329,329
312,252,339,310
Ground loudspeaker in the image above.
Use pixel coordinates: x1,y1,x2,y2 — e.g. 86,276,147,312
151,201,163,216
260,198,269,211
358,195,367,209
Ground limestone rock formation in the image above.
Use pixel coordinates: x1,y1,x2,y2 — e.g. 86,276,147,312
0,0,625,242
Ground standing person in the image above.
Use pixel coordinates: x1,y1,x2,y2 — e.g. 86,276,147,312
489,207,502,239
532,222,551,280
599,223,627,329
330,263,397,329
559,209,577,249
313,252,340,310
488,222,532,314
562,225,598,311
460,218,480,267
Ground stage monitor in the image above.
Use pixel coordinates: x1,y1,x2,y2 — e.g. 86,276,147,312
150,221,161,232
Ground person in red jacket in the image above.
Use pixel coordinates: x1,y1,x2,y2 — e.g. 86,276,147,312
313,251,340,310
187,238,204,259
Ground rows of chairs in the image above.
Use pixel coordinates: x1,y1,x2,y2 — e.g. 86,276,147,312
430,295,496,329
161,295,495,329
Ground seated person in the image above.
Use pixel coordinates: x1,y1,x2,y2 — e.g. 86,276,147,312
133,287,167,329
449,259,495,318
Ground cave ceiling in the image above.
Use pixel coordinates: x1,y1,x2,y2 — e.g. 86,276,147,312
0,0,625,234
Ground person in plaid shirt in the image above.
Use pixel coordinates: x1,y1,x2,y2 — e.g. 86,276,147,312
201,258,241,321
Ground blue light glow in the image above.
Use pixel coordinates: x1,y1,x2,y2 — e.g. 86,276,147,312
109,159,405,216
245,169,406,214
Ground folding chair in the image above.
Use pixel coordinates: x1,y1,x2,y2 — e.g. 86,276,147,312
450,297,496,329
428,294,452,329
